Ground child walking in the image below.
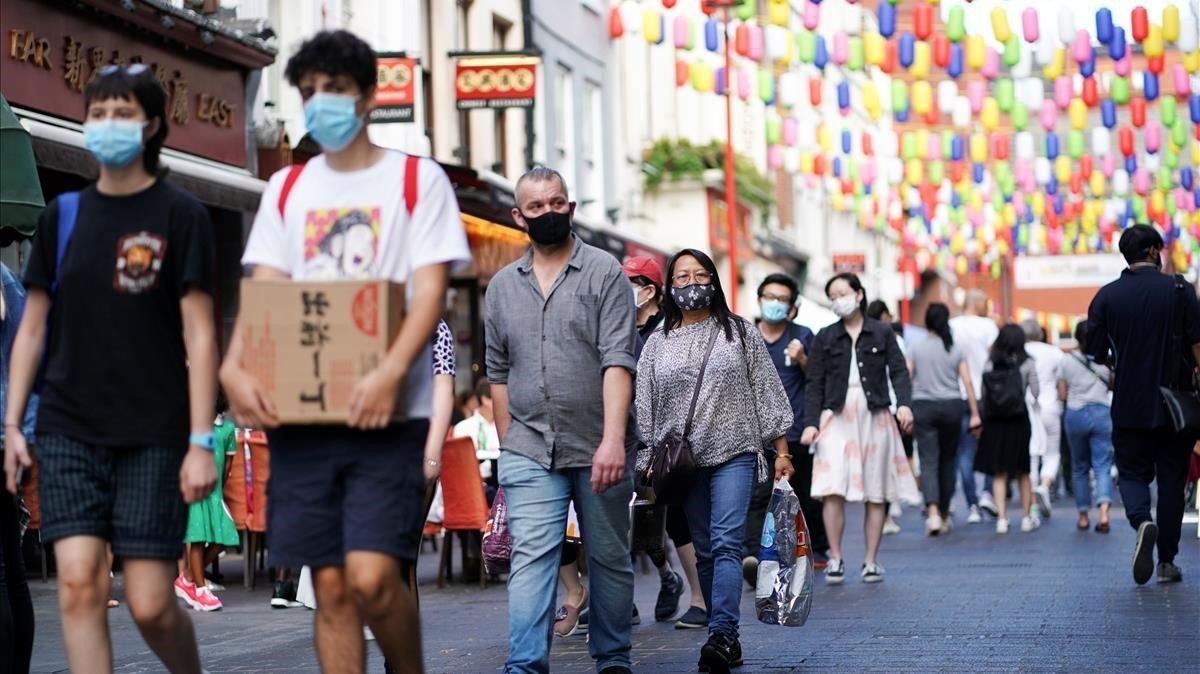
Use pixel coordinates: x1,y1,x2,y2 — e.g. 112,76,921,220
176,404,240,611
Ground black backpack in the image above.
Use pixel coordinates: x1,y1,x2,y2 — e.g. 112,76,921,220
982,361,1025,420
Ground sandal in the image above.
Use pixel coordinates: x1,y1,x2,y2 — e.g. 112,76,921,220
553,589,588,637
1077,515,1089,531
107,598,120,608
1094,521,1110,534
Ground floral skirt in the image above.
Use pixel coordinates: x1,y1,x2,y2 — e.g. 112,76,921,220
810,387,921,505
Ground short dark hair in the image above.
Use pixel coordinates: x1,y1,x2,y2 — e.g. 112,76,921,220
285,30,377,95
865,299,891,320
825,272,868,314
84,68,168,175
1118,225,1164,265
474,379,492,401
630,275,663,304
758,273,799,305
1074,320,1088,345
515,165,569,200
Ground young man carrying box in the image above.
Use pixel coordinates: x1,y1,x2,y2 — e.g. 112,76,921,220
219,30,470,673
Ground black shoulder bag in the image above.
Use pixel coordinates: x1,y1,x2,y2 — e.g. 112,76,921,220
1158,275,1200,438
646,324,720,506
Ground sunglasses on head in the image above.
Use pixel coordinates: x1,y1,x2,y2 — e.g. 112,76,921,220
97,63,151,77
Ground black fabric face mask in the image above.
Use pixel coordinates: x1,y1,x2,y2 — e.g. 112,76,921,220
671,283,716,311
521,209,572,246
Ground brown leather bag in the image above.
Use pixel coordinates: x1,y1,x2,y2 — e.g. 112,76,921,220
646,324,720,505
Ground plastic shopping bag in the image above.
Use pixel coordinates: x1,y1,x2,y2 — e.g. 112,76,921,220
755,478,814,627
482,487,512,575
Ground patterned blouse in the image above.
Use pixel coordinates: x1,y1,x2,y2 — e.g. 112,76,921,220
636,316,794,476
433,320,455,376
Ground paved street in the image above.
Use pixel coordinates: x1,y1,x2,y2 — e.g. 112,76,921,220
28,499,1198,673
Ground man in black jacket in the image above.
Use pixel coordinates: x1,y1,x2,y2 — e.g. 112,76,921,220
1086,225,1200,585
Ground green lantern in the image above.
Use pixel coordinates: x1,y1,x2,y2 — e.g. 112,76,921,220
892,80,908,114
798,30,815,63
1111,76,1130,104
1161,96,1177,127
902,131,917,160
996,79,1014,113
1068,130,1085,158
766,116,781,144
848,36,864,71
1012,102,1028,131
947,6,965,42
1003,37,1020,67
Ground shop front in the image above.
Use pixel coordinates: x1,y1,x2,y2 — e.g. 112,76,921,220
0,0,275,345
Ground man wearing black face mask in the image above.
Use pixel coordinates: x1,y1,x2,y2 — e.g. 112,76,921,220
1086,224,1200,586
485,167,639,673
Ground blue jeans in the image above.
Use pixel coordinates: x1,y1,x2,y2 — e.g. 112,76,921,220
684,453,756,639
1064,404,1114,512
957,410,992,506
499,451,634,673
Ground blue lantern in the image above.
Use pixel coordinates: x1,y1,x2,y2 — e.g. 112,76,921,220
1144,73,1159,102
899,33,915,69
879,3,896,39
1101,100,1116,128
948,44,963,78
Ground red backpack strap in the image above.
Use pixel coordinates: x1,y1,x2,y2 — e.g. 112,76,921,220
277,163,306,220
404,154,419,216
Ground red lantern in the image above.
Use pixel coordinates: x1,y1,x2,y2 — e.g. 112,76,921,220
809,78,822,105
841,179,853,195
914,4,933,41
862,133,874,156
1069,172,1083,194
882,40,897,74
992,132,1010,160
813,155,826,176
1131,6,1149,42
662,0,678,8
1082,77,1098,107
675,60,689,87
1046,208,1059,228
1130,97,1146,127
1148,55,1164,74
1119,126,1135,156
924,108,939,125
933,34,951,68
735,24,750,57
950,161,966,183
1080,154,1094,177
608,6,624,39
701,1,716,15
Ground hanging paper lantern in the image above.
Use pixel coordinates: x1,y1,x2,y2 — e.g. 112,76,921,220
1058,7,1076,44
1101,99,1117,128
912,81,933,116
832,31,849,65
803,1,819,31
1131,7,1149,42
735,23,750,56
1179,7,1199,51
662,0,677,8
691,62,715,93
1016,132,1035,160
675,60,689,87
1112,76,1130,104
758,68,774,103
951,135,965,161
1172,116,1187,147
1191,94,1200,123
1146,122,1162,153
673,14,689,49
813,36,829,69
1110,27,1127,60
1046,132,1060,159
1144,24,1164,58
878,2,896,38
715,67,727,96
837,80,851,112
992,132,1011,160
913,42,932,77
914,4,934,41
608,6,624,39
768,0,788,27
1145,73,1160,101
991,7,1012,43
865,32,885,66
1095,8,1114,44
797,30,815,63
1040,100,1058,131
1012,101,1029,131
748,24,764,61
643,9,663,45
704,20,720,52
1002,37,1019,68
967,80,986,113
1082,77,1099,107
948,43,964,78
965,36,985,71
1044,46,1065,80
1054,77,1072,110
970,134,987,163
1131,97,1147,127
737,68,751,100
932,33,950,68
947,6,965,43
1073,30,1092,64
952,96,970,127
736,0,756,22
1162,96,1178,126
1068,130,1085,158
847,36,864,71
996,79,1015,113
1172,64,1190,96
899,33,915,69
809,77,823,106
782,116,798,146
882,39,897,74
1022,8,1041,43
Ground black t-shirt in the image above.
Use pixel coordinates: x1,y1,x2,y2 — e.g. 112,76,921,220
762,321,815,442
23,180,215,447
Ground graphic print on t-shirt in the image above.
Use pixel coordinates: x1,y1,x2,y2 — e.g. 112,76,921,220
113,232,167,293
302,206,382,279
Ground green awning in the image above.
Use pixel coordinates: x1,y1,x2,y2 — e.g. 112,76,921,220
0,93,44,244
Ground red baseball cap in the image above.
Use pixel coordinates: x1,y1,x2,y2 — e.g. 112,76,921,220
622,256,664,289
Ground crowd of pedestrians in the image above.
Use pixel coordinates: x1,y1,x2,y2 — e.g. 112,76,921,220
0,26,1196,674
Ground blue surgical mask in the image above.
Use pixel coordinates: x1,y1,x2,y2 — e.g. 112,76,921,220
83,120,146,167
761,299,790,323
304,92,363,152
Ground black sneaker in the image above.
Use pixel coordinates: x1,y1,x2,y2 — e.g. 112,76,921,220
1156,561,1182,583
1132,521,1159,585
270,580,295,608
741,556,758,588
674,605,708,630
655,571,684,622
631,604,641,626
697,631,743,673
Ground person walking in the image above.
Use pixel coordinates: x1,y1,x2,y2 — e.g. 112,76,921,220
220,30,471,673
3,66,218,674
975,325,1041,534
744,273,829,576
1021,320,1066,519
636,249,794,673
802,273,919,586
909,303,982,536
485,166,638,674
1060,321,1114,533
950,290,1000,522
1086,225,1199,585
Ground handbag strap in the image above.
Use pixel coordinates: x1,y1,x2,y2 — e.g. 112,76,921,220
683,323,721,440
1074,352,1111,388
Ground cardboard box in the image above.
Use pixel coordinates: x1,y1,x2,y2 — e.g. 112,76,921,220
238,279,405,424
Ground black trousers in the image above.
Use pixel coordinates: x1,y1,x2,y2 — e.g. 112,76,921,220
914,399,966,514
743,442,829,558
1111,425,1193,564
0,493,34,674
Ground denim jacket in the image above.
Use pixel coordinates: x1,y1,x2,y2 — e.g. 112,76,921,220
803,317,911,429
1,263,38,444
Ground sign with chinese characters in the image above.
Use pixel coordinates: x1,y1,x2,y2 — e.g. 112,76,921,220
1013,254,1125,290
455,55,538,110
370,53,416,124
0,0,248,166
239,279,406,424
832,253,867,275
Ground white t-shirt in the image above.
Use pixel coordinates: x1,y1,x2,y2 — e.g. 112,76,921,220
1024,341,1065,411
949,315,999,401
453,411,500,478
242,150,472,419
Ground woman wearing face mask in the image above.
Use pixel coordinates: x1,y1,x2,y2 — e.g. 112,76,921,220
4,65,218,672
636,249,794,672
801,273,919,585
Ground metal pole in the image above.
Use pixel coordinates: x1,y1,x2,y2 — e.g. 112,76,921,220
723,6,738,312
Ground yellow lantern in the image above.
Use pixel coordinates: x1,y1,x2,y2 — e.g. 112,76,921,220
1055,156,1071,183
831,190,844,212
1090,170,1105,196
818,124,832,152
912,81,933,115
966,35,986,71
1069,98,1087,130
643,9,662,45
955,255,969,277
1151,189,1166,214
865,32,885,66
1144,24,1164,59
981,97,1000,131
769,0,788,26
969,189,984,211
1163,5,1181,42
970,133,988,163
1032,191,1046,216
905,158,924,185
800,152,814,174
997,239,1011,256
1185,50,1200,74
912,42,931,77
1191,139,1200,165
1003,204,1017,226
1044,48,1065,80
863,83,882,120
991,7,1012,43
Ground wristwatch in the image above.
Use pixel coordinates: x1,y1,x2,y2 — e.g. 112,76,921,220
189,432,215,451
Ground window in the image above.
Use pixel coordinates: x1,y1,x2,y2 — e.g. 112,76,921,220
581,81,604,217
494,109,508,176
555,65,576,191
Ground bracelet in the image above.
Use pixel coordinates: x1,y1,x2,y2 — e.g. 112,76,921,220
777,454,792,461
425,458,441,467
189,433,215,451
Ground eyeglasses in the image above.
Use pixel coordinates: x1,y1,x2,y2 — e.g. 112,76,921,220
671,270,712,287
760,292,792,303
97,63,151,78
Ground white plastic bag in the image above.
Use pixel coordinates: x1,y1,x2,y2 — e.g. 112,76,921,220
754,478,814,627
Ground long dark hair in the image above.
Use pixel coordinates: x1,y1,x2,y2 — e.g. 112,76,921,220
925,302,953,352
84,67,168,175
990,324,1029,367
662,248,745,342
824,272,868,314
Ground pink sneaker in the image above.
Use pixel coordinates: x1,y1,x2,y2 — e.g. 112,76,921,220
193,586,223,611
174,575,195,603
175,575,222,611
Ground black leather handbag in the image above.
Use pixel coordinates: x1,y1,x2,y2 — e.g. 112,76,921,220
1159,275,1200,438
645,324,719,506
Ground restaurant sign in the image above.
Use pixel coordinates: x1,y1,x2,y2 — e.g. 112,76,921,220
370,53,416,124
1,0,248,166
455,55,538,110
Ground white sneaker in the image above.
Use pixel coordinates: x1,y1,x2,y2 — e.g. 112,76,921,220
966,505,983,524
926,513,944,536
825,558,846,585
1021,515,1040,532
996,518,1009,534
1035,486,1052,519
882,518,902,535
979,493,999,517
940,516,954,535
888,502,903,517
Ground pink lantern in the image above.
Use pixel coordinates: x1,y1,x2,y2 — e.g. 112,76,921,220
1177,188,1190,210
1145,122,1161,153
968,80,986,112
1101,154,1116,177
1133,169,1150,195
737,68,751,100
673,14,689,49
927,133,941,160
1173,63,1191,96
803,1,819,31
833,32,849,65
768,145,782,170
1114,53,1131,76
981,49,1000,79
1072,30,1092,63
1022,8,1040,43
1040,100,1057,131
748,25,764,61
1054,77,1072,109
783,117,798,146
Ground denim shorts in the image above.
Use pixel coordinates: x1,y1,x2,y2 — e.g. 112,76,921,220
37,434,188,559
265,421,429,568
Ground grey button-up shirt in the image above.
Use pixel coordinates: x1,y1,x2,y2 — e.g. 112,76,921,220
485,236,639,469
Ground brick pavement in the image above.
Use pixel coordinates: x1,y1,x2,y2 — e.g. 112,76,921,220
27,500,1198,673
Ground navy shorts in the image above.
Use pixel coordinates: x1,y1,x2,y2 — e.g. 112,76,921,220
37,434,187,559
266,421,429,568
